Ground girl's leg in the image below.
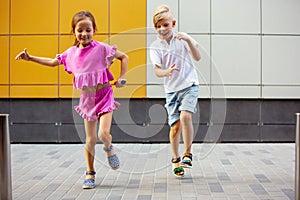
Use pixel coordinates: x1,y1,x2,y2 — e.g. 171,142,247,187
180,110,194,154
98,111,120,170
84,119,98,171
98,111,113,155
83,119,98,188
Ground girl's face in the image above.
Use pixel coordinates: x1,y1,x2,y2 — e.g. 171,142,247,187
74,18,94,48
155,18,175,42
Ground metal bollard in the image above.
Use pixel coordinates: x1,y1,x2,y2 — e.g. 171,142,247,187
296,113,300,200
0,114,12,200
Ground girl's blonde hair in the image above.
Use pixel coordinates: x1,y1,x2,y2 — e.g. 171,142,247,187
152,5,174,28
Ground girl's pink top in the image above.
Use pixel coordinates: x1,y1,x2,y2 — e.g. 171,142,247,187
56,40,116,89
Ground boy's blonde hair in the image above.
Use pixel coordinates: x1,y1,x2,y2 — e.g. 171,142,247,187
152,5,174,27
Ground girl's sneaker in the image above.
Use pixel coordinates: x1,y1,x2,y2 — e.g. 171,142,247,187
82,171,96,189
103,145,120,170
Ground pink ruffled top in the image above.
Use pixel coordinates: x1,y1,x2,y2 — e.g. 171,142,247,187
56,40,116,89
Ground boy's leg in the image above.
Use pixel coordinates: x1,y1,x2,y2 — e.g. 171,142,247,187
169,120,181,159
180,110,194,154
170,120,184,177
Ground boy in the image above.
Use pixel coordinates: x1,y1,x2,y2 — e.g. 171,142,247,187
150,5,201,177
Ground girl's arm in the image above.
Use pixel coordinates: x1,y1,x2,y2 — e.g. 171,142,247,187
114,50,128,87
174,32,201,61
15,48,59,67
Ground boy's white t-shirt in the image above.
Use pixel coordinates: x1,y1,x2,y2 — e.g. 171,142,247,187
150,32,199,93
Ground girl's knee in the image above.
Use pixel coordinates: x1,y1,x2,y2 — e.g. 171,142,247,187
86,136,97,146
98,130,112,143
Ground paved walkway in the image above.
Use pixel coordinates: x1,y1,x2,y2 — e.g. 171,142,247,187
11,143,295,200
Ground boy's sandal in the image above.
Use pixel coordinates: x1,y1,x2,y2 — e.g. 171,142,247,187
171,157,184,178
82,171,96,189
103,145,120,170
181,153,193,169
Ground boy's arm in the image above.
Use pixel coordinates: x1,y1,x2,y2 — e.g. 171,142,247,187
15,48,59,67
154,64,179,77
174,32,201,61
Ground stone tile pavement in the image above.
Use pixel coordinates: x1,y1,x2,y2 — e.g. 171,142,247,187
11,143,295,200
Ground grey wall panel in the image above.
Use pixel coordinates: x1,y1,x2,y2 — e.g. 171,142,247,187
4,99,299,143
261,100,300,124
59,124,85,143
10,124,58,143
224,100,260,124
261,125,295,142
10,99,59,123
0,99,9,114
219,125,261,142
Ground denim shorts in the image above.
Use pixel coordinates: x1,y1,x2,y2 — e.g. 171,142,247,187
165,84,199,127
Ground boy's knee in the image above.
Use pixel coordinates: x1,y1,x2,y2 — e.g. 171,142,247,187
180,111,192,123
170,121,180,134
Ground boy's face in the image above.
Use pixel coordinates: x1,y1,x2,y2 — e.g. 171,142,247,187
155,18,176,42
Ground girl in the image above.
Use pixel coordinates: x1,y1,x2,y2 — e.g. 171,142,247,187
15,11,128,189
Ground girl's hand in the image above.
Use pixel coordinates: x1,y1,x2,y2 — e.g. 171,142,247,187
15,48,31,61
174,32,191,42
114,78,126,88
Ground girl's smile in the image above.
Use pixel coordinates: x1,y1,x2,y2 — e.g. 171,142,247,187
74,18,95,48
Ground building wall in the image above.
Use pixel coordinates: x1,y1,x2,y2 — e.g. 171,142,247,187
1,0,300,143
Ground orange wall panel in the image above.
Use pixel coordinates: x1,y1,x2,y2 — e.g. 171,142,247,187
0,0,9,34
10,86,58,98
60,0,109,34
10,36,59,84
11,0,58,34
110,0,146,33
0,36,9,84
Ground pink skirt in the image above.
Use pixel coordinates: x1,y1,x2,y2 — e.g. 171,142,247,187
75,85,120,121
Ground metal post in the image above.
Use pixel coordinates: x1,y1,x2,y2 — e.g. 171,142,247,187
296,113,300,200
0,114,12,200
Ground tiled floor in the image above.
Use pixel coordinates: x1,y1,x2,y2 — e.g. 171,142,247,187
11,143,295,200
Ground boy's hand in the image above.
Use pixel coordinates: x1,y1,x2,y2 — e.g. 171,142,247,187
165,64,179,77
174,32,190,42
15,48,31,61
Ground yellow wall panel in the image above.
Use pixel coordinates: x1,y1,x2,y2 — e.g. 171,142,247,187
60,0,109,34
114,85,146,98
10,36,59,84
11,0,58,34
0,36,9,84
0,0,9,34
110,0,146,33
59,85,80,98
0,86,9,98
10,86,58,98
110,34,146,84
110,50,146,84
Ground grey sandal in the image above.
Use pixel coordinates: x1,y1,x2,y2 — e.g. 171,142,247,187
103,145,120,170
